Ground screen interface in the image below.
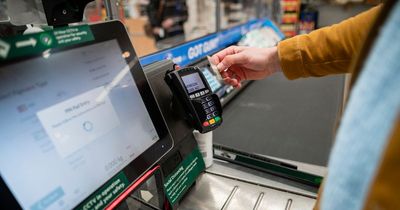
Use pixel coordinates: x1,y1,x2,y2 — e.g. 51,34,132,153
181,73,205,94
0,40,159,210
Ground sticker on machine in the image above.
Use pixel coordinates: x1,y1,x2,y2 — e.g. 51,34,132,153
37,86,120,158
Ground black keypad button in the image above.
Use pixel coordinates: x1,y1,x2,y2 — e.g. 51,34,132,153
206,114,212,120
212,111,219,117
208,101,214,106
205,108,211,114
210,106,216,112
202,104,209,109
206,96,212,101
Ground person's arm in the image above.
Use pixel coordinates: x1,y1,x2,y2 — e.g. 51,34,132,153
211,5,382,87
279,5,382,80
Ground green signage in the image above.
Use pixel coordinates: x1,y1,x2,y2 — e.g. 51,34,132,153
0,25,94,60
75,172,130,210
164,147,206,204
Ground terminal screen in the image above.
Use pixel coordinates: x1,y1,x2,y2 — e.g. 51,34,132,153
181,73,205,94
0,40,159,209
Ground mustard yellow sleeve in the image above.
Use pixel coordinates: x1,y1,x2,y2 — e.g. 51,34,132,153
278,5,382,80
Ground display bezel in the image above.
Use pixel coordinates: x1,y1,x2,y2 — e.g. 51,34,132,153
0,20,173,209
177,68,209,96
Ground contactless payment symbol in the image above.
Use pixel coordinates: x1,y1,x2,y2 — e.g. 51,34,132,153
40,33,53,46
0,39,10,59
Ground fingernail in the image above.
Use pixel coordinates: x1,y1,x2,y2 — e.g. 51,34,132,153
217,63,225,71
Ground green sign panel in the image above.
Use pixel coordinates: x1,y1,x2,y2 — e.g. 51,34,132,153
75,172,130,210
0,25,94,60
164,147,206,204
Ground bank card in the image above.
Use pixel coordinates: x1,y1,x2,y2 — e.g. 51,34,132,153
207,56,223,81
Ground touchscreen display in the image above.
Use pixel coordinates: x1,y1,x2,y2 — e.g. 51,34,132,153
181,73,205,94
0,40,159,209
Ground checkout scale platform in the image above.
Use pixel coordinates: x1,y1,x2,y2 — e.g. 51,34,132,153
178,159,323,210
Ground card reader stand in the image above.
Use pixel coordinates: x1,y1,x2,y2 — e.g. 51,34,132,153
143,60,204,209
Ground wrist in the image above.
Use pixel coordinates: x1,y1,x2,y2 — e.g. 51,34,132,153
270,46,282,73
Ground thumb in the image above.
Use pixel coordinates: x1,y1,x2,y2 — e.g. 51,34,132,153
217,53,247,72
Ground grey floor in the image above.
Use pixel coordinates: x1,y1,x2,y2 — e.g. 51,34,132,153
214,73,345,166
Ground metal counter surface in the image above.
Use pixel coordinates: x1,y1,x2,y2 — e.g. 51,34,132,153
178,159,326,210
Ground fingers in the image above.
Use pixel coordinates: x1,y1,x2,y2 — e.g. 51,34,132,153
224,78,242,88
218,64,245,88
211,46,247,89
211,46,236,64
227,65,246,81
217,53,247,72
211,46,245,65
223,70,242,88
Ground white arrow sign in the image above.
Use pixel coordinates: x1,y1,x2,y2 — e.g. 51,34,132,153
0,39,10,58
15,38,37,48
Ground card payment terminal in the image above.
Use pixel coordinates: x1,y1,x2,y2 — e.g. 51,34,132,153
165,66,223,133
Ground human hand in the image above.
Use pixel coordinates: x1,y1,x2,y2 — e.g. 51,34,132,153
211,46,281,88
152,27,161,35
162,18,174,29
152,27,165,38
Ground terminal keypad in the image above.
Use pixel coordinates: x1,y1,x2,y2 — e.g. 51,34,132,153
197,95,221,127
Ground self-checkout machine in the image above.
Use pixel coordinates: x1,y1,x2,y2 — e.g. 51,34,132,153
0,1,325,210
0,1,196,209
